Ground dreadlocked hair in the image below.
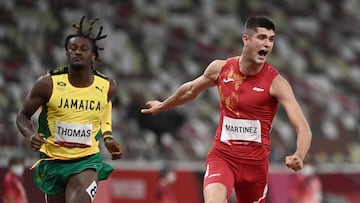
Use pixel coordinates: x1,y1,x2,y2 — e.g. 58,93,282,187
64,16,107,62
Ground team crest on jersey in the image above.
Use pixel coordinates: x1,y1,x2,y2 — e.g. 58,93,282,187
57,81,66,87
56,81,66,91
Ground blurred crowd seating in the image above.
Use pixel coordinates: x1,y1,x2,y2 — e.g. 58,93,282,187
0,0,359,164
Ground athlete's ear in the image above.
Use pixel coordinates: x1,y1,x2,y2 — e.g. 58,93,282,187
91,53,96,61
242,34,249,47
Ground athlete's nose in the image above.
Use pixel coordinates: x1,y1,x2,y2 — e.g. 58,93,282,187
75,50,82,55
74,47,83,55
263,38,273,48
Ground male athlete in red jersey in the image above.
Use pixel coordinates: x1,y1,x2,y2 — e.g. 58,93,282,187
141,16,312,203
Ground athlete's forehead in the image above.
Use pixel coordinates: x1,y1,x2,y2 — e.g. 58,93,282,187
67,36,92,46
245,27,275,41
254,27,275,37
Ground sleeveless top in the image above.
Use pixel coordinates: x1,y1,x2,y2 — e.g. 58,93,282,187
214,56,279,161
38,67,111,159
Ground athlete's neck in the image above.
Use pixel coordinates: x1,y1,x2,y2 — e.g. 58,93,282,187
68,66,94,87
238,55,264,76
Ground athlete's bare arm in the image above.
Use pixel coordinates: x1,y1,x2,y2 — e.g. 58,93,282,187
16,74,52,151
141,60,226,115
107,78,116,102
104,78,122,160
270,75,312,171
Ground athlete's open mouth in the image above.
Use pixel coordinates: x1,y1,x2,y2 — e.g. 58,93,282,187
258,50,268,56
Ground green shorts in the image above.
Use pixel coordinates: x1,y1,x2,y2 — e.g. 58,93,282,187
33,153,113,195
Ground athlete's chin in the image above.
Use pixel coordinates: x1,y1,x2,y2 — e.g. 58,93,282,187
254,57,266,64
70,63,86,69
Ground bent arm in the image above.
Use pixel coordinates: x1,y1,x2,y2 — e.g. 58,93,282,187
142,60,225,114
271,75,312,161
107,78,117,102
102,79,116,137
16,74,52,140
101,101,113,137
103,78,122,160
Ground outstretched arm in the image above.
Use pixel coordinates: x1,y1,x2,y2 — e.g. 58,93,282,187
141,60,225,115
270,75,312,171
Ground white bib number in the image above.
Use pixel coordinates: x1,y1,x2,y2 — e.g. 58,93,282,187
86,181,97,201
54,121,93,147
221,116,261,143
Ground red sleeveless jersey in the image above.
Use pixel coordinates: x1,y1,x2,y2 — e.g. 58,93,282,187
213,56,279,161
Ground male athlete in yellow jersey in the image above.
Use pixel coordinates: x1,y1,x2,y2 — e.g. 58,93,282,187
16,16,122,203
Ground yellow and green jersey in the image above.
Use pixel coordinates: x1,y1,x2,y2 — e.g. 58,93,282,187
38,67,111,159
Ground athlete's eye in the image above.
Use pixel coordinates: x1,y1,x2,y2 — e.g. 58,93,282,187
81,45,90,51
69,46,76,51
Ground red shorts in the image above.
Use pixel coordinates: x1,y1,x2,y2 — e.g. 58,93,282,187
203,147,269,203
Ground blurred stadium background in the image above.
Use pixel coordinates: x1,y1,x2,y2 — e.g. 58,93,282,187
0,0,359,202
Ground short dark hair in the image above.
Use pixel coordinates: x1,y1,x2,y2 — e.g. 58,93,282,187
64,16,107,61
245,16,276,33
